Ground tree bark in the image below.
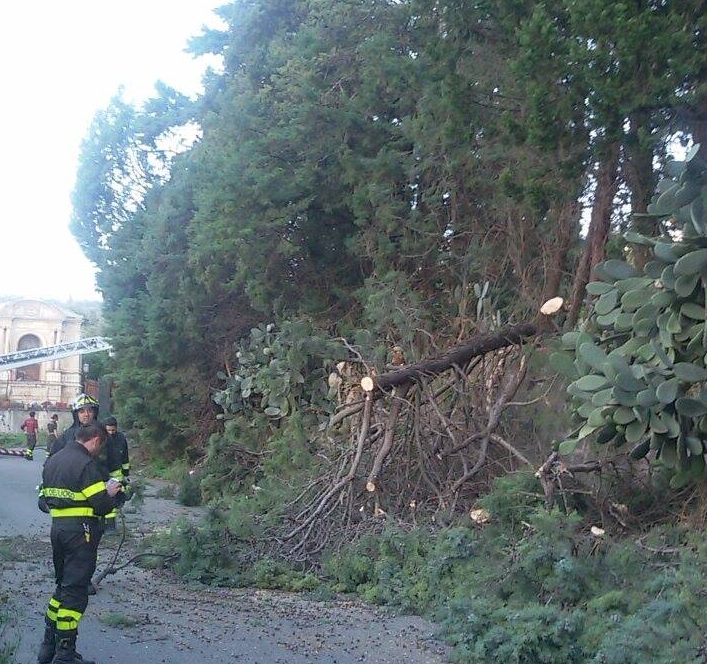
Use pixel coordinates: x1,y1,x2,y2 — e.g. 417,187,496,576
363,323,536,394
542,199,579,307
566,142,621,328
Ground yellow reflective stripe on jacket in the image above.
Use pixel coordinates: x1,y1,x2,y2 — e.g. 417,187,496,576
43,480,106,502
50,507,96,517
82,480,106,498
109,469,123,480
43,488,85,501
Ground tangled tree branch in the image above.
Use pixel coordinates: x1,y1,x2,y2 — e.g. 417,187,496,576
366,385,411,493
283,323,539,556
284,393,373,543
535,451,610,510
451,352,529,493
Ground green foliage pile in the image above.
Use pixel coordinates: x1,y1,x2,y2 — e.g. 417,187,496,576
552,146,707,488
324,473,707,664
176,472,203,507
192,319,344,510
147,512,319,591
153,472,706,662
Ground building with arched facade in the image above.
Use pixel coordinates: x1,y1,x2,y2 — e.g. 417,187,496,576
0,299,83,407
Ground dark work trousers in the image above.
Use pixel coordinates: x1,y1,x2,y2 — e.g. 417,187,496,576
47,520,103,636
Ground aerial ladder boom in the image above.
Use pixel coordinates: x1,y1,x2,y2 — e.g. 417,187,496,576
0,337,112,372
0,337,112,459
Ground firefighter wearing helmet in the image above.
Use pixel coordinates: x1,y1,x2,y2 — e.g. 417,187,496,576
48,394,99,457
36,422,124,664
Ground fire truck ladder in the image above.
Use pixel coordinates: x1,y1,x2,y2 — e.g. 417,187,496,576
0,337,112,460
0,337,112,372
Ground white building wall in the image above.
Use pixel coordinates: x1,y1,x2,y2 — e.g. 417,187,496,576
0,299,83,407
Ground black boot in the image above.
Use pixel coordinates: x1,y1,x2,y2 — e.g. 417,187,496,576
36,623,55,664
51,636,93,664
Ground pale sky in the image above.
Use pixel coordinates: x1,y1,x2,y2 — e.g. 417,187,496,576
0,1,225,302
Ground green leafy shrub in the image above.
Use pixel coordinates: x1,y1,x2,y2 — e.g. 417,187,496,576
0,433,25,447
159,514,245,586
443,599,585,664
251,558,319,592
177,472,202,506
551,146,707,489
476,471,545,528
500,509,588,606
323,537,379,593
212,320,345,420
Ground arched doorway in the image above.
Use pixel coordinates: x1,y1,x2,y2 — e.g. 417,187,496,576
17,334,41,381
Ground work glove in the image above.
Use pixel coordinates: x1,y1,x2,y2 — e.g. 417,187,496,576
122,478,134,501
113,490,127,509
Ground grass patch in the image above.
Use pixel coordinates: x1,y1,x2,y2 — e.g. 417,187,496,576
0,542,13,562
0,536,49,562
0,432,25,447
0,630,16,664
155,483,177,499
98,611,143,628
0,593,17,664
146,457,190,483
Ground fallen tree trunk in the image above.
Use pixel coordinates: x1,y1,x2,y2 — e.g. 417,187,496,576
361,323,537,394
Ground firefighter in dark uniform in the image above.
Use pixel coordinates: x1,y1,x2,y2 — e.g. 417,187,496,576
37,422,124,664
96,416,131,531
103,417,130,483
49,394,99,457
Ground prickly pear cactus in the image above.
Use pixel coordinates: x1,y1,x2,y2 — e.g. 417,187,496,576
552,144,706,488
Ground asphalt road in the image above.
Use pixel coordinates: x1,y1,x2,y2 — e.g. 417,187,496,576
0,448,50,537
0,450,449,664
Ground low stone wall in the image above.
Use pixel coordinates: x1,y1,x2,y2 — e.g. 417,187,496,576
0,377,80,409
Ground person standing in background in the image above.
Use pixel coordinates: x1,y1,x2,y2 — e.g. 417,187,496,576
97,416,131,531
21,410,39,460
46,414,60,452
103,417,130,485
